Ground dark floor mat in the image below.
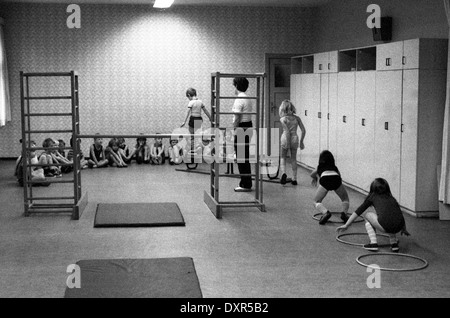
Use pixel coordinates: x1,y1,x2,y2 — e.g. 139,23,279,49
94,203,185,228
64,258,202,298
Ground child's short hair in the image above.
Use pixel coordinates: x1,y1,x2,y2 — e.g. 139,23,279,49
186,88,197,98
233,77,249,92
94,133,102,142
43,138,55,148
118,137,125,145
58,139,66,147
108,138,119,148
136,136,147,145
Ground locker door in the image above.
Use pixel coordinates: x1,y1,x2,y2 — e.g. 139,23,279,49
375,71,403,199
337,72,355,184
302,74,321,168
328,73,339,155
354,71,376,191
314,52,329,74
320,74,329,152
377,42,404,71
400,69,419,211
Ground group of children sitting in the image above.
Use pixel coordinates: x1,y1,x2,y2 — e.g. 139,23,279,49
15,130,227,186
87,135,170,168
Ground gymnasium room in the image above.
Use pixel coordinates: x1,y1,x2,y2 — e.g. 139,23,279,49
1,0,450,300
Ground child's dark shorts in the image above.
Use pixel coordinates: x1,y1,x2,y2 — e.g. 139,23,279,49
319,175,343,191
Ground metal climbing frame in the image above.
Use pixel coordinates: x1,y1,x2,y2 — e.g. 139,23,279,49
204,72,266,219
20,71,87,220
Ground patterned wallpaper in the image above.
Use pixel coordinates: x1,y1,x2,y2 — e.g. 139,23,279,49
0,3,316,157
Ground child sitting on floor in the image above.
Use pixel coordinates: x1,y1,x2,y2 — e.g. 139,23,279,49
169,136,186,165
135,136,151,164
150,133,166,165
67,137,89,169
118,137,134,164
88,135,109,168
39,138,62,177
105,138,128,168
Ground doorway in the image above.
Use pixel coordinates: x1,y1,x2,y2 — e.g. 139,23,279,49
265,54,298,155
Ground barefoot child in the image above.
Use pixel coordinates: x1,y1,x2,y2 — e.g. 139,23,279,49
105,138,128,168
88,135,109,168
150,134,166,165
311,150,350,225
337,178,410,253
279,100,306,186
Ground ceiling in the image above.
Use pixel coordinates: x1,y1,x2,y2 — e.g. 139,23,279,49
0,0,332,7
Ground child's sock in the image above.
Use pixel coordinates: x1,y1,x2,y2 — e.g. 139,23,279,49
342,201,350,214
365,222,378,244
389,234,398,245
315,202,328,214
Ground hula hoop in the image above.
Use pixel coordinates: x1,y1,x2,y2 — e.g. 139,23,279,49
356,253,429,272
313,212,364,224
336,232,391,248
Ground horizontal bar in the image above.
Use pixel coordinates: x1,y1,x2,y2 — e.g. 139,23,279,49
27,209,74,214
25,130,74,134
22,72,75,77
25,147,73,151
26,163,73,168
77,134,215,139
218,112,258,115
211,72,266,78
27,197,75,201
217,97,258,100
24,96,72,100
26,179,75,184
219,201,260,205
29,204,76,209
217,203,265,208
24,113,73,117
219,173,257,177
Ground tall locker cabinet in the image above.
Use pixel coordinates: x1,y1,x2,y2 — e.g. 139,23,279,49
336,72,356,184
354,71,377,191
375,71,403,200
300,74,321,168
400,69,447,213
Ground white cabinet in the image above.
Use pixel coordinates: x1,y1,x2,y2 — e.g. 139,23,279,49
375,70,403,200
400,69,447,212
299,74,321,168
314,51,339,73
377,39,448,71
377,41,404,71
354,71,376,191
327,73,339,156
336,72,356,184
291,38,447,216
319,74,329,152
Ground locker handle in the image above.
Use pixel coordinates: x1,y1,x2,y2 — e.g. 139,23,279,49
305,110,308,116
362,118,366,127
319,64,323,71
402,56,406,65
318,112,322,119
327,113,330,120
328,63,331,70
401,124,404,133
386,58,391,67
385,122,389,130
343,116,347,123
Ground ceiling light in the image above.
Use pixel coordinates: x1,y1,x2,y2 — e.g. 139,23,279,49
153,0,174,9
